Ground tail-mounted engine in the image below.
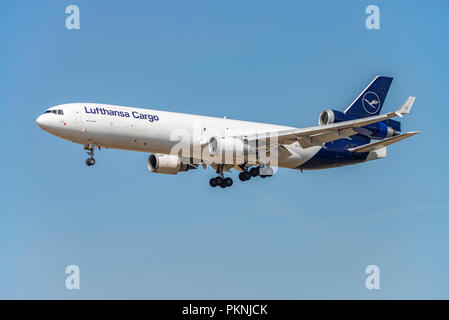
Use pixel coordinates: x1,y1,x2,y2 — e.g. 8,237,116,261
318,109,349,125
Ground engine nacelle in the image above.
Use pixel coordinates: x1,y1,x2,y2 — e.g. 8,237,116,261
318,109,349,125
147,154,190,175
354,122,398,140
208,137,252,159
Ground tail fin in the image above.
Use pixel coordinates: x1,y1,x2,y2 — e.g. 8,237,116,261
344,76,393,118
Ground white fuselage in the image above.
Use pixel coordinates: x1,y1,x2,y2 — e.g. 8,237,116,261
36,103,322,169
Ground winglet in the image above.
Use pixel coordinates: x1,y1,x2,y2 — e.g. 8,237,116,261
397,96,415,117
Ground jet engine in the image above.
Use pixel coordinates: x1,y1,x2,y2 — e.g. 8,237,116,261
208,137,252,158
147,154,192,174
353,122,399,140
318,109,349,125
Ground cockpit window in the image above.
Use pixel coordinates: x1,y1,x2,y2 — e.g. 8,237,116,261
44,109,64,115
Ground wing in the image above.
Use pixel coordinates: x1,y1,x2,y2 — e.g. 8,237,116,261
238,96,416,149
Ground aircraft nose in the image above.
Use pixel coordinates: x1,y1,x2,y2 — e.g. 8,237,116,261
36,114,49,129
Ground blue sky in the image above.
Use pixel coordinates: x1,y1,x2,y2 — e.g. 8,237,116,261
1,0,448,299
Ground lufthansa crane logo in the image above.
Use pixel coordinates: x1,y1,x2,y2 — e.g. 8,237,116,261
362,91,381,114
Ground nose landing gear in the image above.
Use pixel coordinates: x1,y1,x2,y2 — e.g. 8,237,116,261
84,144,97,167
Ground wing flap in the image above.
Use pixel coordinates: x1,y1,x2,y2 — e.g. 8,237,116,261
276,144,293,160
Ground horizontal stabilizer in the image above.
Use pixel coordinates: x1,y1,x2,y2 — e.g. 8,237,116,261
230,93,417,150
348,131,420,153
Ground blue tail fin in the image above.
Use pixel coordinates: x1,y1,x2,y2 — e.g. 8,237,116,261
344,76,393,118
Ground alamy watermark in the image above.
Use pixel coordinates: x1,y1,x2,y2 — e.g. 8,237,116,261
365,265,380,290
365,5,380,30
65,5,80,30
65,265,80,290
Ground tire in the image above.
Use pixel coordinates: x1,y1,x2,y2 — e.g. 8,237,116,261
250,167,259,177
224,177,233,187
86,159,91,166
239,172,246,181
215,176,223,186
244,171,251,180
209,178,217,187
89,158,95,166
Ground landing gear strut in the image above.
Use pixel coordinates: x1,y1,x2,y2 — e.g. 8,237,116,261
84,144,96,166
209,164,233,188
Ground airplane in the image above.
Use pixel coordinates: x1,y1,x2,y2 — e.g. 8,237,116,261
36,76,419,188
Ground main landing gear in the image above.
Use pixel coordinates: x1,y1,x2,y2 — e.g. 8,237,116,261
209,176,233,188
210,165,273,188
84,144,96,167
238,166,273,182
209,164,233,188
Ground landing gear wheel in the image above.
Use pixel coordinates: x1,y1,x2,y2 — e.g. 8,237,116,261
224,177,233,187
209,178,218,187
86,158,95,166
238,172,247,181
215,176,223,186
250,167,259,177
239,171,251,181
